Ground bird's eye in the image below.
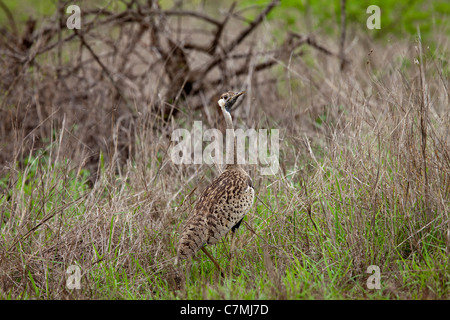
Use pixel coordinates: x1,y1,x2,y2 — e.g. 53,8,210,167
223,95,228,100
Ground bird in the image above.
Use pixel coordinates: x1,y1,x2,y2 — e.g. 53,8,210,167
176,91,255,279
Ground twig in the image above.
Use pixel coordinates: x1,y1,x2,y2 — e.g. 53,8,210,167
207,1,237,55
74,29,133,113
0,0,18,39
339,0,347,70
416,27,430,220
7,191,90,252
200,0,280,76
163,9,221,27
290,31,350,64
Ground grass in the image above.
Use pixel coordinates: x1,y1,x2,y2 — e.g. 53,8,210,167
2,122,448,300
0,1,449,300
2,108,449,299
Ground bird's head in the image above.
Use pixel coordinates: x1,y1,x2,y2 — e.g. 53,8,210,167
217,91,245,112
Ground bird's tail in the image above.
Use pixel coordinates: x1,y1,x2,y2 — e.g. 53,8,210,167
177,214,207,261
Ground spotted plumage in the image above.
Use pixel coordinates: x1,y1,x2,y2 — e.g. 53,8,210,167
177,168,254,259
177,91,255,273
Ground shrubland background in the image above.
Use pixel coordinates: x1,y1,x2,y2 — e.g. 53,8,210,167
0,0,449,299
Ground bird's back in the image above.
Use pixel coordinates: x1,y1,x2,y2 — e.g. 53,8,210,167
177,167,254,260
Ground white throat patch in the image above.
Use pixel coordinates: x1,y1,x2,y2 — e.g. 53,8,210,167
218,98,226,108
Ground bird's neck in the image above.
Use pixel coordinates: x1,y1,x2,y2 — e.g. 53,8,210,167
222,108,239,169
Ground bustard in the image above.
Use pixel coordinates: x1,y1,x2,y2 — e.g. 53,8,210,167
177,91,255,278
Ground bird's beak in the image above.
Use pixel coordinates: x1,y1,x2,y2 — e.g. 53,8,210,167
225,91,246,112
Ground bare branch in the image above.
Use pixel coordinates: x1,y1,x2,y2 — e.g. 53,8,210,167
200,0,281,76
339,0,347,70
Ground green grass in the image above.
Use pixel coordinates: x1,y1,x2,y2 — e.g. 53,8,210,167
0,0,449,301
